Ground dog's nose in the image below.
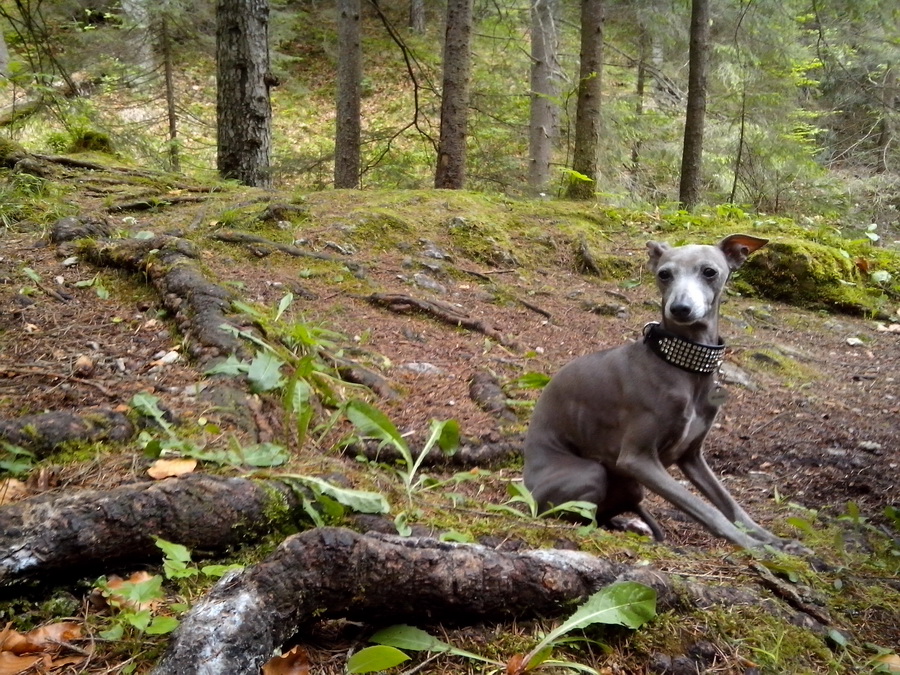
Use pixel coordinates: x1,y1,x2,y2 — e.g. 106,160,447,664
669,303,693,321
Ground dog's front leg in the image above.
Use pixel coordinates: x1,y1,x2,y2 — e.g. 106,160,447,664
615,432,764,549
677,449,784,545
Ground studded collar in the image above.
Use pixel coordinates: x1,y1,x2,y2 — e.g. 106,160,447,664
642,322,725,375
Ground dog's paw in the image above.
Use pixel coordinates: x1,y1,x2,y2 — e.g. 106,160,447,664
609,515,655,539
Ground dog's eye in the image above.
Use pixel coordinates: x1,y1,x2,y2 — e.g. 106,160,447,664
702,267,718,279
657,269,673,282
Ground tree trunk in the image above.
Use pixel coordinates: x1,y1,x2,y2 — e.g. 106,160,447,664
678,0,710,211
335,0,362,188
434,0,473,189
528,0,560,195
565,0,604,200
628,23,649,191
216,0,275,188
409,0,426,33
160,15,180,172
877,65,895,174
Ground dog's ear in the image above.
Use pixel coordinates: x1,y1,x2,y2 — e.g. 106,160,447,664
646,241,670,271
718,234,768,271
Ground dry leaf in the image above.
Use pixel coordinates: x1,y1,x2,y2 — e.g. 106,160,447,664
0,622,81,655
0,479,28,507
262,646,311,675
0,652,41,675
875,654,900,673
505,653,526,675
147,458,197,480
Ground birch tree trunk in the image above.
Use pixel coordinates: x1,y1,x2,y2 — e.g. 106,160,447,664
216,0,275,188
434,0,473,189
565,0,604,200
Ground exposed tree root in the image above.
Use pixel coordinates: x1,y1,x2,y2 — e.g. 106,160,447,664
350,436,521,467
211,230,364,274
79,235,245,362
153,527,822,675
366,292,518,349
0,474,304,587
469,369,517,421
0,409,134,456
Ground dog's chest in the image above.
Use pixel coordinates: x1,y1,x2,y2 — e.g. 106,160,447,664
657,399,716,465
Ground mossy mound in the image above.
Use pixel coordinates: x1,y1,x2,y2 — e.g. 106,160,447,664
738,239,889,316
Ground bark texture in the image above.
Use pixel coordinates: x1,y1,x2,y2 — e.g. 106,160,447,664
153,527,822,674
334,0,362,188
0,474,300,586
678,0,711,210
528,0,560,194
566,0,604,200
434,0,473,189
0,410,134,456
216,0,274,188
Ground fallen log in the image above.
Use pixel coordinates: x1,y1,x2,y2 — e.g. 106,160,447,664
0,474,302,587
153,527,822,675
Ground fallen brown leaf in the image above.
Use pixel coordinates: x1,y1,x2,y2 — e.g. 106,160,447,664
0,652,41,675
505,653,526,675
875,653,900,673
262,645,311,675
0,622,81,655
0,479,28,507
147,458,197,480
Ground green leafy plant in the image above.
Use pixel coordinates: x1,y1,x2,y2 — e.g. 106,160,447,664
344,399,459,497
0,442,35,475
277,474,390,526
487,480,598,525
131,393,289,469
96,538,240,641
350,582,657,674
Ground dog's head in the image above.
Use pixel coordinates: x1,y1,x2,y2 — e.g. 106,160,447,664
646,234,768,327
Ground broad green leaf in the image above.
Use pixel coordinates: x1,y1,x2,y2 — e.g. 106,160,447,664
154,537,192,564
237,442,289,467
511,372,551,389
201,564,244,578
126,609,152,632
22,266,42,283
285,475,389,514
247,351,285,392
432,418,460,454
204,354,249,376
130,392,173,435
369,625,501,666
145,615,179,635
275,292,294,321
524,582,656,669
370,624,451,652
440,530,474,543
346,645,409,673
345,400,407,451
100,624,124,640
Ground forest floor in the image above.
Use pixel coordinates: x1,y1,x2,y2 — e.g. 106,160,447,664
0,156,898,674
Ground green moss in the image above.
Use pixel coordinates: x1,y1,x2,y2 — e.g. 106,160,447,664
346,210,416,250
737,348,819,386
738,239,890,316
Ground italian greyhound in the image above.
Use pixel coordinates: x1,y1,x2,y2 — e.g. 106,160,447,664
524,234,794,550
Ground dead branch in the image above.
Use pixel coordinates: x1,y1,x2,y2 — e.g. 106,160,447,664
469,370,517,421
152,527,822,674
366,292,518,349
